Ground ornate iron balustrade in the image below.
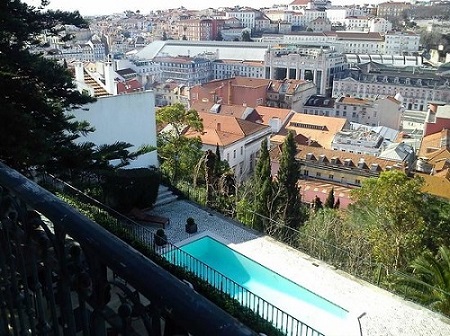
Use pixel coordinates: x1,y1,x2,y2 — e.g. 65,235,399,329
0,163,257,336
40,173,325,336
161,244,325,336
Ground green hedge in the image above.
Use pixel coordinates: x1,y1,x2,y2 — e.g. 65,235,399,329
101,167,160,212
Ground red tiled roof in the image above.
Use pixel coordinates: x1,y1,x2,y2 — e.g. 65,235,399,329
117,79,143,94
185,112,269,146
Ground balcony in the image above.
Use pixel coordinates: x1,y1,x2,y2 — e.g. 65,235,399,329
0,163,257,336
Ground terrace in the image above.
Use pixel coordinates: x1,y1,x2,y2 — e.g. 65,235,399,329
1,163,450,336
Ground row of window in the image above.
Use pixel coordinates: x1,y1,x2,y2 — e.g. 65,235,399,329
303,170,361,185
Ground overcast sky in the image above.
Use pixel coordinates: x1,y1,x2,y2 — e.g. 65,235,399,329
24,0,381,16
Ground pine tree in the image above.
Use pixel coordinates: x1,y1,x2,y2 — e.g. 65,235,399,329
275,131,304,228
252,138,272,232
325,188,335,208
214,143,221,177
0,1,94,172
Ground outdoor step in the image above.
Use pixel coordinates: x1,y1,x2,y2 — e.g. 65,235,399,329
153,194,178,207
158,184,170,193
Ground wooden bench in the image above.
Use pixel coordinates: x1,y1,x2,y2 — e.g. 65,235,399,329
128,208,170,228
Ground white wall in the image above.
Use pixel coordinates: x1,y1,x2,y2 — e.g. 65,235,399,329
71,91,158,169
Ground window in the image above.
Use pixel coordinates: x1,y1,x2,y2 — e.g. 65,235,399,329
233,150,236,159
240,147,243,155
355,179,361,185
316,172,321,177
227,153,230,161
329,174,334,180
304,170,309,176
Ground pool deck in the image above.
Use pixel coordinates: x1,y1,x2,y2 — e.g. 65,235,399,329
146,199,450,336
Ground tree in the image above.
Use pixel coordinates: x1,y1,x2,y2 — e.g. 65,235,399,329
251,138,273,232
156,103,203,183
241,30,252,42
274,131,304,229
0,0,95,173
324,188,335,209
351,170,425,269
395,246,450,316
421,196,450,253
313,195,323,212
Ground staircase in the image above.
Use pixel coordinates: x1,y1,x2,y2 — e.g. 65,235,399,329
153,184,178,207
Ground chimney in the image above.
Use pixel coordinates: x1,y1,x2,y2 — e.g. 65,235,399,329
74,61,85,84
104,57,117,95
217,123,221,131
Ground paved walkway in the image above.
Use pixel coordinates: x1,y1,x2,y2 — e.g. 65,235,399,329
146,199,450,336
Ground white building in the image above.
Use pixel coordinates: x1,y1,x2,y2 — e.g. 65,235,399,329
213,59,265,79
115,59,161,86
384,32,421,55
331,123,400,156
334,96,403,129
368,17,392,33
225,8,259,30
302,94,403,129
71,91,159,169
184,112,272,181
265,45,347,95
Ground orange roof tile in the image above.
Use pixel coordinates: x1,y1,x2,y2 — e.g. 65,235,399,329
278,114,348,149
418,172,450,200
253,106,292,126
419,129,450,157
185,112,269,146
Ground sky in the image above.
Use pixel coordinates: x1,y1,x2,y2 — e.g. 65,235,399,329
24,0,381,16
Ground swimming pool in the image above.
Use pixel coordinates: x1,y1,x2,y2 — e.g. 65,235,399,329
164,234,359,336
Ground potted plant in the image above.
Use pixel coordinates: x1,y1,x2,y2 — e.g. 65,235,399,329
185,217,198,234
154,228,167,246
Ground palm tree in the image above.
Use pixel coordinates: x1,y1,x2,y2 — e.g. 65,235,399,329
395,246,450,316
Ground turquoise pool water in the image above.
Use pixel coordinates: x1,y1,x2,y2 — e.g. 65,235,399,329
164,235,353,335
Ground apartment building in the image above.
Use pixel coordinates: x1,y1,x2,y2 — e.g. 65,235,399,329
153,56,213,86
189,77,316,110
213,60,265,79
333,62,450,112
376,1,412,19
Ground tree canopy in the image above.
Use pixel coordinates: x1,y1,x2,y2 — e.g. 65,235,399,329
0,1,94,172
274,131,304,229
396,246,450,316
351,170,425,269
156,103,203,182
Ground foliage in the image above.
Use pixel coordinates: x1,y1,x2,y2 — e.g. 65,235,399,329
0,0,95,172
101,168,160,213
351,170,425,269
241,30,252,42
251,138,273,232
273,131,304,229
156,103,203,183
324,188,335,209
395,246,450,316
421,197,450,253
300,208,373,277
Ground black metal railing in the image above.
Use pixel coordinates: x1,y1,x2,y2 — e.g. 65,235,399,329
39,172,326,336
0,163,257,336
161,243,325,336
